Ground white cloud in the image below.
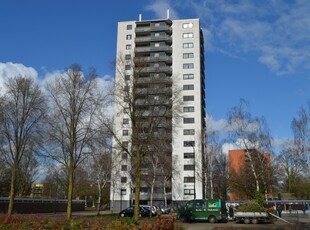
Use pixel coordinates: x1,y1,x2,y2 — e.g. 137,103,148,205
144,0,179,19
0,62,39,93
205,113,227,133
151,0,310,75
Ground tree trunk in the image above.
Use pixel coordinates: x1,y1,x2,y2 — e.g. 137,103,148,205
67,160,74,220
246,150,260,192
134,150,141,222
163,177,168,207
96,179,102,216
8,163,18,215
210,171,214,199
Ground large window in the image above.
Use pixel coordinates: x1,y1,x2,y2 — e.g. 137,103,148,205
183,53,194,59
184,152,195,158
183,43,194,48
127,25,132,30
121,165,127,171
125,65,131,70
183,95,194,101
183,106,194,112
184,189,195,195
126,34,132,40
183,85,194,90
183,33,194,38
184,165,195,171
184,129,195,135
125,54,131,60
183,63,194,69
121,177,127,183
125,75,130,81
126,44,131,50
123,130,129,136
184,118,195,123
184,141,195,147
184,177,195,183
123,118,129,125
183,23,194,28
183,74,194,80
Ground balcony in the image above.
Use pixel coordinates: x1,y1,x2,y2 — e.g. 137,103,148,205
134,46,172,54
135,25,172,35
138,66,172,74
135,35,172,44
135,87,172,96
135,76,172,85
134,56,172,64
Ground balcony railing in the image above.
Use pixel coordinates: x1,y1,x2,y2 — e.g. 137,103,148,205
134,46,172,54
135,35,172,44
134,56,172,64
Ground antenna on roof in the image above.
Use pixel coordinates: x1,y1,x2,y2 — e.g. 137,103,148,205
167,9,170,19
139,14,142,21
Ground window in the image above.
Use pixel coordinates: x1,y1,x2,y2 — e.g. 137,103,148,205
184,129,195,135
125,75,130,81
183,43,194,48
126,44,131,50
124,97,129,102
183,63,194,69
155,23,160,27
183,74,194,80
123,130,129,136
122,153,127,159
183,85,194,90
121,165,127,171
121,177,127,183
154,43,160,47
123,118,129,125
183,106,194,112
125,65,131,70
127,25,132,30
184,141,195,147
154,32,160,37
184,189,195,195
123,107,129,113
184,118,195,123
184,164,195,171
183,95,194,101
154,53,160,57
125,54,131,60
183,33,193,38
183,23,193,28
126,34,132,40
184,152,195,158
184,177,195,183
183,53,194,59
122,141,129,148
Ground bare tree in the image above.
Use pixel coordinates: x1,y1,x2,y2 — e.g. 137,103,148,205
44,64,107,220
107,53,181,220
89,149,112,215
226,99,273,200
291,103,310,174
0,76,46,215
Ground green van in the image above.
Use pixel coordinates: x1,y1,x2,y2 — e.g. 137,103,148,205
177,199,228,223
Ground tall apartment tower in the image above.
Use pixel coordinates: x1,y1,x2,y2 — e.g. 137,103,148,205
111,17,205,211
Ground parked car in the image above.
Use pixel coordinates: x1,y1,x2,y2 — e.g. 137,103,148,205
140,205,157,216
119,206,150,217
161,206,171,214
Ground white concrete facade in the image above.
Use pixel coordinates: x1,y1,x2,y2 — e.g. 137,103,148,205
111,18,205,211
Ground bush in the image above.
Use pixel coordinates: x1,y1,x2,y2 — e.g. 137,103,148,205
237,200,266,212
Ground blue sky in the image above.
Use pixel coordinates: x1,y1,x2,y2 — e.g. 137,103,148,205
1,0,310,149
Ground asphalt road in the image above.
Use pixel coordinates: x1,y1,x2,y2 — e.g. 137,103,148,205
178,213,310,230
